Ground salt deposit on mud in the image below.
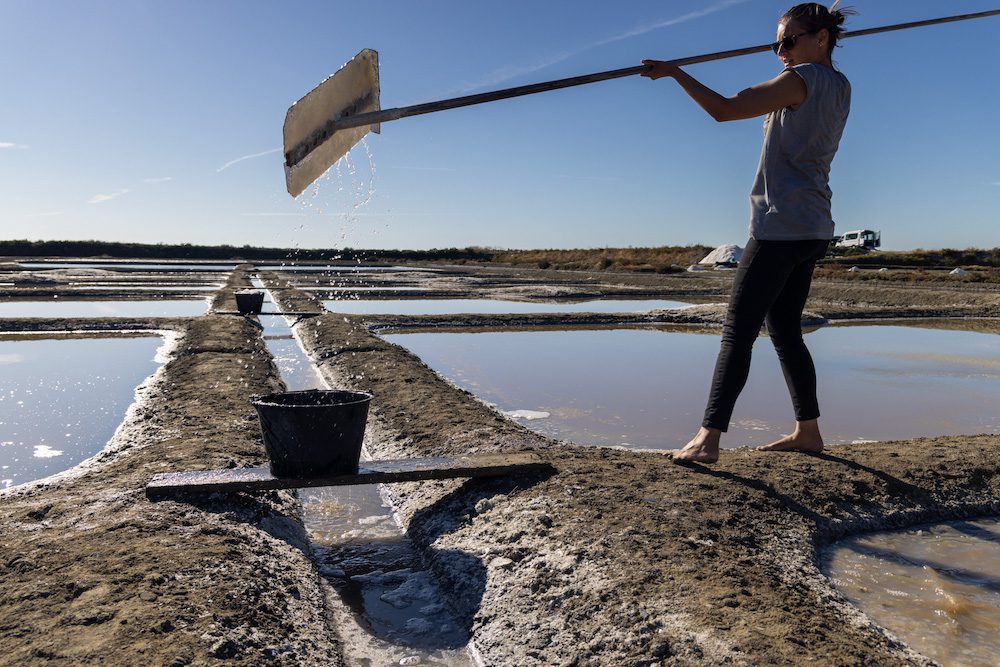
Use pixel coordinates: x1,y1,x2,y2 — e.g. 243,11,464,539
0,263,998,665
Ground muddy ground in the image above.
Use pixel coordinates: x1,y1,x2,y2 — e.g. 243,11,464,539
0,262,998,665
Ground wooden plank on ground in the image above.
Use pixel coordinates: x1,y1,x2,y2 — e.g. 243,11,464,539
146,451,552,500
213,310,322,317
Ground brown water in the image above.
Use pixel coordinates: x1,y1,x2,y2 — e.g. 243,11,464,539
383,325,1000,449
825,518,1000,666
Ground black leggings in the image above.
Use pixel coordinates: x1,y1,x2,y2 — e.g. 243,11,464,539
702,238,829,432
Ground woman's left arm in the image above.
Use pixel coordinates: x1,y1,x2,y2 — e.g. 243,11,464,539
641,60,806,122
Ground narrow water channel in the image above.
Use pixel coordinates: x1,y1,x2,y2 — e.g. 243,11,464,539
253,285,473,666
256,265,427,273
825,517,1000,666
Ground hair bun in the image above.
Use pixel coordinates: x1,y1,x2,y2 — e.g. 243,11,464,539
828,2,855,26
783,2,855,52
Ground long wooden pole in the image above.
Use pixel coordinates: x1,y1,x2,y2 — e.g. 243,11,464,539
286,9,1000,168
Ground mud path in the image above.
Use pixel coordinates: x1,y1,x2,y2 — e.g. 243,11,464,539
0,274,344,665
293,306,998,666
0,264,997,665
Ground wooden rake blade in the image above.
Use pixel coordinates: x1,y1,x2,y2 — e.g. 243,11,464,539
283,48,380,198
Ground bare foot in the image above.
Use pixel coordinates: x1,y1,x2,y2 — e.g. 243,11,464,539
757,419,824,453
670,427,721,463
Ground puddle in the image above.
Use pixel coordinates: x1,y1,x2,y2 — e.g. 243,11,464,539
256,285,472,666
325,298,690,315
825,517,1000,666
0,300,208,318
382,325,1000,449
0,334,164,488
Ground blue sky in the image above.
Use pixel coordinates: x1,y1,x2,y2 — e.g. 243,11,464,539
2,1,997,252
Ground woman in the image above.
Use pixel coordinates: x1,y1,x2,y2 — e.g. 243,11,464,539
641,3,853,463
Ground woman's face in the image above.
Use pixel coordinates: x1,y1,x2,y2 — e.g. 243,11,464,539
775,20,827,67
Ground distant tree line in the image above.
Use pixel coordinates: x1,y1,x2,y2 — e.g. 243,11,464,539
0,239,496,263
0,239,718,273
2,239,996,270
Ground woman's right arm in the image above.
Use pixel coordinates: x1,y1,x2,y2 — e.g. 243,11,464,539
641,60,806,122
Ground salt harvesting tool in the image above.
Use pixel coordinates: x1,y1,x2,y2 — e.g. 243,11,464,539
283,9,1000,197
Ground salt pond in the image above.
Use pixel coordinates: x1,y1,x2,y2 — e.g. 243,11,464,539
325,298,690,315
826,517,1000,666
0,300,208,318
306,286,427,292
0,334,164,488
257,265,428,272
383,325,1000,449
66,285,221,291
17,262,236,271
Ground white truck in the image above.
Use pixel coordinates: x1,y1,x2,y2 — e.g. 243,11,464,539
834,229,881,250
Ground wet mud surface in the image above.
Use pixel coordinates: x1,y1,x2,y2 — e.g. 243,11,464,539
0,262,998,664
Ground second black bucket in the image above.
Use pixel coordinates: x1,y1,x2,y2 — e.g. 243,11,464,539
251,389,372,478
235,289,265,315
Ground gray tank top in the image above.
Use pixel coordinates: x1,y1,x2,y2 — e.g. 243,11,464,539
748,63,850,240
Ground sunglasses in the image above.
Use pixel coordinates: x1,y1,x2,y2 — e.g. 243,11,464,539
771,30,817,54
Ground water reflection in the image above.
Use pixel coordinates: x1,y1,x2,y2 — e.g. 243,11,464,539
18,262,235,271
306,286,427,292
256,265,428,272
325,298,690,316
0,300,208,318
263,337,326,390
825,518,1000,666
382,326,1000,449
0,334,163,488
67,285,221,292
302,487,472,662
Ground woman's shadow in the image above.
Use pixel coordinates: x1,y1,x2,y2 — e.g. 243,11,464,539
672,450,933,530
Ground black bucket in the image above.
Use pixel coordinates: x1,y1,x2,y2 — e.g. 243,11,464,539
251,389,372,478
235,290,265,315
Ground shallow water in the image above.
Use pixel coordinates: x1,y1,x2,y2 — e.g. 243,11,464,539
0,334,163,488
66,285,221,292
263,336,326,390
256,264,428,273
382,325,1000,449
325,298,690,316
256,287,472,665
825,518,1000,666
0,299,208,318
306,286,427,292
18,262,235,271
302,490,473,665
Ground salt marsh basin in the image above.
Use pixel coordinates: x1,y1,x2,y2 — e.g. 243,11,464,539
0,259,997,665
383,324,1000,449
